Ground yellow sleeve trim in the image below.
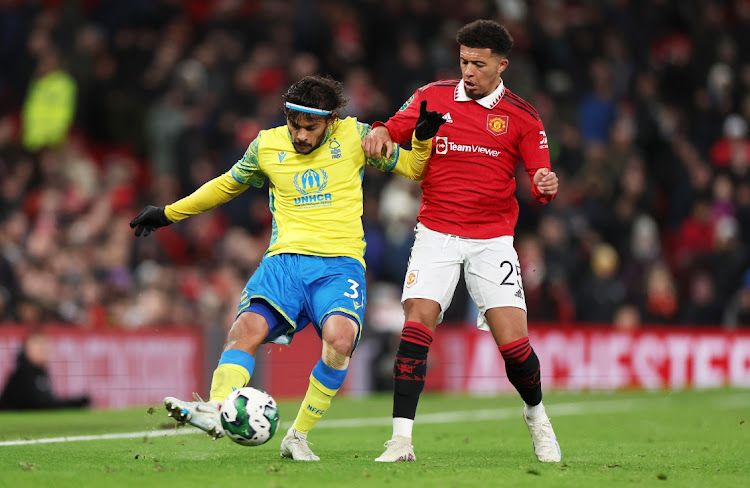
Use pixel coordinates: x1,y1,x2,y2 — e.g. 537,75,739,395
164,172,249,223
391,135,433,181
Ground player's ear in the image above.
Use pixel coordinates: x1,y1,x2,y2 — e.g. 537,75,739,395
327,113,338,127
498,57,509,76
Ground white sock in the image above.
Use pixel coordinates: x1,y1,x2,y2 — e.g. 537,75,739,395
524,401,546,419
393,417,414,439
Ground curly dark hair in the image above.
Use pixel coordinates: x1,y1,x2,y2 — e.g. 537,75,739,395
282,75,348,123
456,20,514,58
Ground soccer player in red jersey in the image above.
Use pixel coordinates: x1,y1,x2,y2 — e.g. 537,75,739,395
362,20,561,463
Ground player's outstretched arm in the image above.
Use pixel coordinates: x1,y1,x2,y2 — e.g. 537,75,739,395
130,172,250,237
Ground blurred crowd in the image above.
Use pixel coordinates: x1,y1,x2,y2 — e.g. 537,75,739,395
1,0,750,336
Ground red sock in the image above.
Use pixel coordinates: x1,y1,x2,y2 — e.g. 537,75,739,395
499,337,542,405
393,322,433,419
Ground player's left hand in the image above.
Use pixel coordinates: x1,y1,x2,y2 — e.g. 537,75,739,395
533,168,558,196
414,100,445,140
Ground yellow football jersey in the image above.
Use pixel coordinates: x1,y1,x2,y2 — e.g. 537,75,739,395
165,117,431,266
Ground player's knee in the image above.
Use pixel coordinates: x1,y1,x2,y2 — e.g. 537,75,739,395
486,306,528,344
319,316,357,370
322,340,350,369
404,298,441,329
322,314,358,342
324,325,356,355
226,312,268,350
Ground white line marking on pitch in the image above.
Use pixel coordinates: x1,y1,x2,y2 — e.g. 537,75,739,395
1,395,744,447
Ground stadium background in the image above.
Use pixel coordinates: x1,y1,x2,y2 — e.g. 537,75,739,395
1,0,750,407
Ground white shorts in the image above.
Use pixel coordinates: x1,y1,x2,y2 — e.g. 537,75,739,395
401,222,527,331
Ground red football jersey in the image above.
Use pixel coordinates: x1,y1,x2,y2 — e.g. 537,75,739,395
378,79,554,238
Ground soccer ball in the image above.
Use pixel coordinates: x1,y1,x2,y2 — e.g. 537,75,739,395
220,387,280,446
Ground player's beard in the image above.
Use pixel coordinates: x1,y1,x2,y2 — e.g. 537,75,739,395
293,141,314,154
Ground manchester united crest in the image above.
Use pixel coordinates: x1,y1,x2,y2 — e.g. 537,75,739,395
486,114,509,136
405,270,418,287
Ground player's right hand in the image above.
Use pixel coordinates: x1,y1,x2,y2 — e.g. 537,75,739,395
362,126,394,159
130,205,171,237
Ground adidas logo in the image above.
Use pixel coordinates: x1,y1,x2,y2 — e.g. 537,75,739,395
443,112,453,123
514,289,524,299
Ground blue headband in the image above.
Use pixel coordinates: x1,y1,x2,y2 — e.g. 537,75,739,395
285,102,332,116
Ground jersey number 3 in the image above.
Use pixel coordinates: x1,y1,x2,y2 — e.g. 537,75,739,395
344,279,360,299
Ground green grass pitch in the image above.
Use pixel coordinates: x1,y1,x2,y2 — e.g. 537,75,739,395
0,389,748,488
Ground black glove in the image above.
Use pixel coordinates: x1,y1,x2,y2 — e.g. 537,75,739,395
130,205,171,237
414,100,445,140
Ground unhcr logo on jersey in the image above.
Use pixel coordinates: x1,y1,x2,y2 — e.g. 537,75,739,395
293,168,332,208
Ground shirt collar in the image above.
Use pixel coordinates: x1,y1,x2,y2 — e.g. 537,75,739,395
454,79,506,109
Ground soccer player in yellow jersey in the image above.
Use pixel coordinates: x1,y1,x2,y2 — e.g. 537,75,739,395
130,76,445,461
